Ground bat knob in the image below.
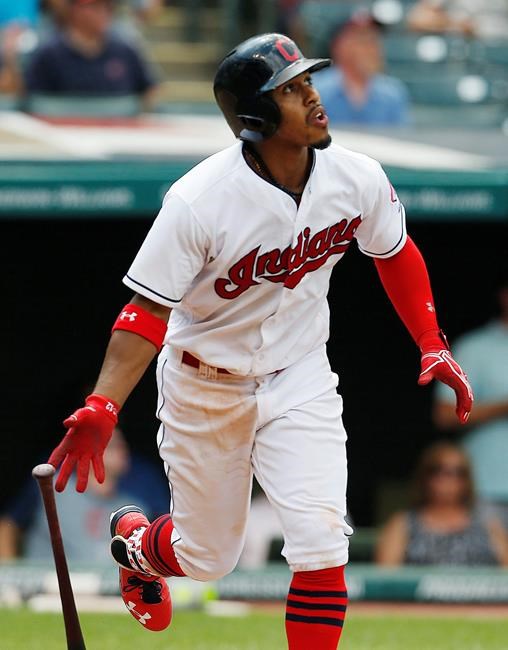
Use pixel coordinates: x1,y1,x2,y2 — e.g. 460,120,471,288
32,463,56,480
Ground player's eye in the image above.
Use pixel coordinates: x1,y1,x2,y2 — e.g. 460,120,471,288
305,76,313,86
282,83,294,94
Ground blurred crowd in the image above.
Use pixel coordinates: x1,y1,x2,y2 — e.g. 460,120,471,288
0,0,160,107
0,0,506,125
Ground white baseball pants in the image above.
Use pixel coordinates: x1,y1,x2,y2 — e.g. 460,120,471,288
155,344,353,581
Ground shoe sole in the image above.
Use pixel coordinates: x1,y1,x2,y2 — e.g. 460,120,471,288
110,504,145,538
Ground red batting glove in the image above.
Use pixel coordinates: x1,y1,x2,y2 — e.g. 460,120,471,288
417,332,473,424
48,394,120,493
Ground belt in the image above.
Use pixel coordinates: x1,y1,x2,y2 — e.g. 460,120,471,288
181,351,232,375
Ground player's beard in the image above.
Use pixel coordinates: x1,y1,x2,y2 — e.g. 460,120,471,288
311,133,332,150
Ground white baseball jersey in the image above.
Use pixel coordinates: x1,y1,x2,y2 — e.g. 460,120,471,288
124,141,406,376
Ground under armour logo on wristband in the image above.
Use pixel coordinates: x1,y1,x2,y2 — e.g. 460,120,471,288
120,310,138,322
105,402,118,415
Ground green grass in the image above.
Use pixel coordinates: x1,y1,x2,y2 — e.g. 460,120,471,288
1,608,508,650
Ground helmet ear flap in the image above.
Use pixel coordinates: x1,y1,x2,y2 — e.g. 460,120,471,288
237,94,281,140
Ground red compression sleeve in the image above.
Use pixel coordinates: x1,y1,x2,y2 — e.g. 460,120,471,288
374,237,444,350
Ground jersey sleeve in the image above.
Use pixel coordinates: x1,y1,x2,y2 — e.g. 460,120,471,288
123,192,209,307
354,162,407,259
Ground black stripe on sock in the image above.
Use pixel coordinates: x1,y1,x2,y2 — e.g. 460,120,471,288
285,613,344,627
145,515,182,578
144,517,165,565
151,515,173,572
289,588,348,598
144,517,171,576
287,599,347,612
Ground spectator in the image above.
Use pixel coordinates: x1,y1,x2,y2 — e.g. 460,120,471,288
407,0,508,41
0,0,50,96
0,25,25,95
0,2,77,95
24,0,157,103
434,271,508,529
0,428,168,564
313,11,410,126
375,442,508,566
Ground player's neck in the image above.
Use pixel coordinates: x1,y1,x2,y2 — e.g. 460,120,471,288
246,142,311,195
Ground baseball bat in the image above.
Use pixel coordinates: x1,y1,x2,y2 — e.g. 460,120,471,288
32,463,86,650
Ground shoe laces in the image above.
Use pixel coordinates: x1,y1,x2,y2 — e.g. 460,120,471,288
124,575,163,604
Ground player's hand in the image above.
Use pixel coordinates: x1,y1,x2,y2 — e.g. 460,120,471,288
418,349,473,424
48,394,120,493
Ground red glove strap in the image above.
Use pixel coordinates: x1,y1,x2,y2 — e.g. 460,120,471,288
374,237,440,347
86,393,120,421
112,303,167,351
418,329,450,353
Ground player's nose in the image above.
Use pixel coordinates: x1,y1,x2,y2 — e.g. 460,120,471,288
304,83,320,106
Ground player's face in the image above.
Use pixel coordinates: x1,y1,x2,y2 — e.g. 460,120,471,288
271,72,331,150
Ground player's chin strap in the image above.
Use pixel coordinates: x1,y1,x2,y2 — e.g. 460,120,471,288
112,303,168,351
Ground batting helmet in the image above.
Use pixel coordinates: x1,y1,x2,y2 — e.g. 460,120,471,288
214,33,331,142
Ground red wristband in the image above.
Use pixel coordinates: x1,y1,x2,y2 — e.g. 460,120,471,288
86,393,120,420
112,303,167,351
418,329,450,353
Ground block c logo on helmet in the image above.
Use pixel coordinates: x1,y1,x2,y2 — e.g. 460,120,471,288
275,38,299,62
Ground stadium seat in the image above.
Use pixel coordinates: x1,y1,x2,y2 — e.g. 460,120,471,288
411,103,507,128
470,39,508,67
383,33,469,65
0,94,21,111
156,101,220,116
24,94,142,118
400,73,508,105
396,66,508,127
299,1,366,56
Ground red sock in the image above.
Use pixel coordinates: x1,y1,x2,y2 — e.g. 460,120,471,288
285,566,348,650
141,515,186,577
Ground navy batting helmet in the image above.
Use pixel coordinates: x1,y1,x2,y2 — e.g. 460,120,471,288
214,33,330,142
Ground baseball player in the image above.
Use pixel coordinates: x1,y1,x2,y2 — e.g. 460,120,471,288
48,34,473,649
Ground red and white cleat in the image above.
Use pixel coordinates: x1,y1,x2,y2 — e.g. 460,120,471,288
110,505,172,632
